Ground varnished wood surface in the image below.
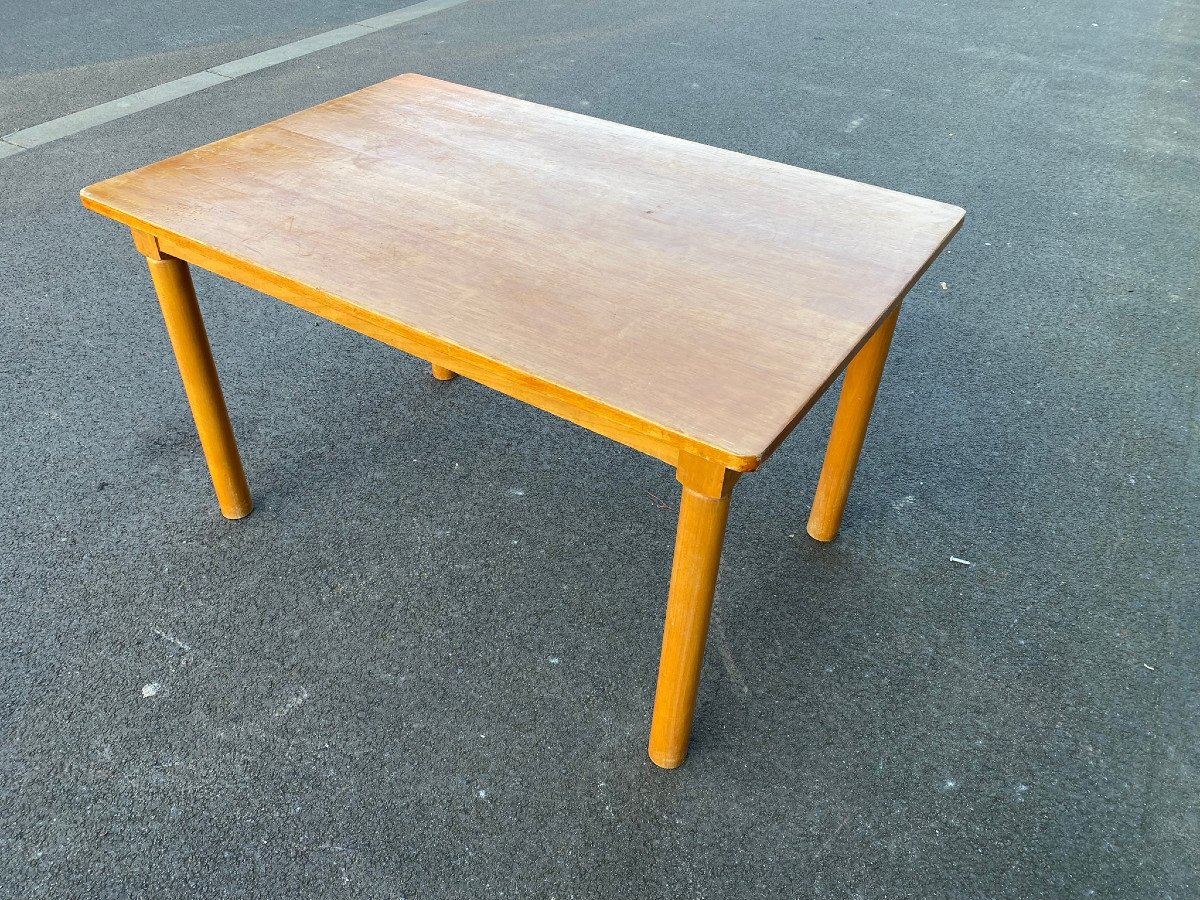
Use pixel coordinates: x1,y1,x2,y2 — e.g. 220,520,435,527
145,252,252,519
808,304,901,541
649,455,739,768
82,73,962,471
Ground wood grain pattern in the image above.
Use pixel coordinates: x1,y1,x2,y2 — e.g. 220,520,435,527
81,73,963,472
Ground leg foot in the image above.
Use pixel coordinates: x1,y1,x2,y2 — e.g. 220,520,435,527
431,363,457,381
807,305,900,541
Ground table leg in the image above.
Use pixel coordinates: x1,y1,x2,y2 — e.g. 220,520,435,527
431,363,458,381
649,455,738,768
136,235,252,519
807,304,901,542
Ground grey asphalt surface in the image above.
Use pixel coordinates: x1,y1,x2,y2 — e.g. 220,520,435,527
1,0,1197,897
0,0,420,133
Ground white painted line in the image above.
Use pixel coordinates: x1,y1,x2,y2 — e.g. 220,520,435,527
0,0,474,159
207,23,373,78
4,71,230,149
357,0,474,29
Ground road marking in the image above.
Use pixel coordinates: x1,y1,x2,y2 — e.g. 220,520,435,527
0,0,473,158
356,0,473,29
4,71,231,149
208,24,374,78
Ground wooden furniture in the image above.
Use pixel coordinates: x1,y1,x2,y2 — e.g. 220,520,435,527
81,74,963,768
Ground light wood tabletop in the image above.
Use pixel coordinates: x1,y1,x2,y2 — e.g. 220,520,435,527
82,73,963,768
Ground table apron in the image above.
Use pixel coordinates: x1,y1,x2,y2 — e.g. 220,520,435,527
149,230,717,472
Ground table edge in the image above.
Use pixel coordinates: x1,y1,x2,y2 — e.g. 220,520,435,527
82,190,771,472
752,209,965,462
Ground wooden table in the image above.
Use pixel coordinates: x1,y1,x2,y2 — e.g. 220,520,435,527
82,74,963,768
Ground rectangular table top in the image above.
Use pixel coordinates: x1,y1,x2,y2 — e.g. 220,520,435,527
82,73,963,471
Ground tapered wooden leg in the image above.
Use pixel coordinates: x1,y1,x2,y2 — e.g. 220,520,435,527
431,363,457,381
807,304,901,542
649,455,738,769
138,236,252,519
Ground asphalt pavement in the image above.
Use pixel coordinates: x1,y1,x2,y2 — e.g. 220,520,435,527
1,0,1197,897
